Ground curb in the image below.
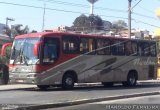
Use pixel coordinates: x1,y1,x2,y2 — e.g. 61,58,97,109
0,85,36,91
1,80,160,91
18,91,160,110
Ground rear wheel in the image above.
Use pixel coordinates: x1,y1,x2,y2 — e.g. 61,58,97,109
122,72,137,87
62,74,75,90
102,82,114,87
37,85,50,90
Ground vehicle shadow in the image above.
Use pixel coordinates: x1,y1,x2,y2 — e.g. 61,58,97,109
23,83,160,92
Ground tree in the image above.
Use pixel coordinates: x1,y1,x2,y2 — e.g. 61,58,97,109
73,14,103,32
31,30,37,33
88,15,103,31
3,24,30,38
73,14,88,31
112,20,127,33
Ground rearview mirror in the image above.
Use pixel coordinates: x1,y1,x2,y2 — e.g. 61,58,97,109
34,42,42,57
1,43,12,57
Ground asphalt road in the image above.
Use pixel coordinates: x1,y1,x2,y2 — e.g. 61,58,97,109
50,95,160,110
0,83,160,105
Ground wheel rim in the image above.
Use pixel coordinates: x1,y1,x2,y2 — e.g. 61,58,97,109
65,77,73,86
129,75,136,85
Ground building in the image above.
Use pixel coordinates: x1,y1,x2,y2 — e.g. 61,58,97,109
117,29,153,39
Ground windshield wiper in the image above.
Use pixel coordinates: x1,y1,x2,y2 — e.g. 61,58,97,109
20,51,28,66
12,39,28,66
13,47,22,65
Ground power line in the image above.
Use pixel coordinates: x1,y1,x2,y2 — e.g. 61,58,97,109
38,0,158,21
132,12,159,21
37,0,127,13
0,1,159,29
131,0,142,10
132,0,154,14
132,19,160,28
0,1,128,20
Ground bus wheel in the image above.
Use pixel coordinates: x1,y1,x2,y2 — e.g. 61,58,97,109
102,82,114,87
37,85,50,90
123,72,137,87
62,74,75,90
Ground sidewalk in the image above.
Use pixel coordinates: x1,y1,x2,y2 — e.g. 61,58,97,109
0,84,36,91
138,79,160,84
0,80,160,91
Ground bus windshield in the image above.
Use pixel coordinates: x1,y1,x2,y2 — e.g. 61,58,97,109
10,38,40,65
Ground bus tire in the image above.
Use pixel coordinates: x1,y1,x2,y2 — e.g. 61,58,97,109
62,74,75,90
102,82,114,87
37,85,50,90
123,71,137,87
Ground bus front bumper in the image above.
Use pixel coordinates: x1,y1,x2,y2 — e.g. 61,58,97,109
9,73,38,84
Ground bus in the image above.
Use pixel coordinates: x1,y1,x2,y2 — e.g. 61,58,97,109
1,31,157,89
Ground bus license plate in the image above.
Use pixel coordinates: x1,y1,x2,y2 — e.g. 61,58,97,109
16,80,24,83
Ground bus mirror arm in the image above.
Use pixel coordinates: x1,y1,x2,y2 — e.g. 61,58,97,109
1,43,12,57
34,42,42,57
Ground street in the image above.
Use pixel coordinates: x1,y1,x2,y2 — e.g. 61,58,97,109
0,82,160,109
0,83,160,104
51,95,160,110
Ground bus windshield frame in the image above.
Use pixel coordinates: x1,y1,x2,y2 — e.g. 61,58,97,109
10,37,41,65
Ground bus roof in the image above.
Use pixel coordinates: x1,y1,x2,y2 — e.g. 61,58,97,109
14,31,156,42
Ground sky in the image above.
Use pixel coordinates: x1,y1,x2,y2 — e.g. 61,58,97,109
0,0,160,33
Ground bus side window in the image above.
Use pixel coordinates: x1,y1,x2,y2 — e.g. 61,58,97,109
63,36,79,54
125,41,132,56
143,42,150,56
112,40,124,55
131,41,138,56
80,37,95,54
43,38,59,64
138,42,150,56
97,38,110,55
150,43,156,57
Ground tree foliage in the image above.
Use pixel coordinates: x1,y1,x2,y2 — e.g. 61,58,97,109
112,20,127,33
3,24,35,38
73,14,103,31
0,47,11,64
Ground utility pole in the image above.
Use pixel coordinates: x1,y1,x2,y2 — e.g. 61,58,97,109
128,0,132,39
5,17,15,38
42,2,46,31
6,17,14,27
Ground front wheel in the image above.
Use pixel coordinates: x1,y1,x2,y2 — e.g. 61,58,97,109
62,74,75,90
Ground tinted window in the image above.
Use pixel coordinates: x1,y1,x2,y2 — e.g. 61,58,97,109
138,42,150,56
97,38,110,55
111,40,125,55
43,37,59,64
125,41,132,56
63,35,79,54
150,42,156,57
80,37,95,54
131,41,138,56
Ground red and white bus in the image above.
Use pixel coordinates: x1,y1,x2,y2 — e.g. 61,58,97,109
1,31,157,89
